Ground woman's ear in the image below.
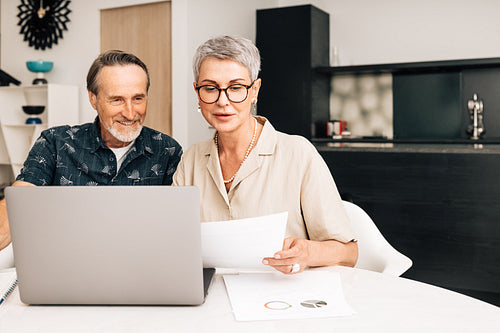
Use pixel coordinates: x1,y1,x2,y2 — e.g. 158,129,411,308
252,78,262,100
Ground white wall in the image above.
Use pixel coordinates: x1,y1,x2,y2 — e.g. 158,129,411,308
2,0,500,148
177,0,276,146
1,0,99,125
282,0,500,65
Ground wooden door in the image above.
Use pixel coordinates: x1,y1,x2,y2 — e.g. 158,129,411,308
100,2,171,135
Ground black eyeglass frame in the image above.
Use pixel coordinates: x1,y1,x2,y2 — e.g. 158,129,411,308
195,80,256,104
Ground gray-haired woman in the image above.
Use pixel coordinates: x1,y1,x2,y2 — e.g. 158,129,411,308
173,36,358,274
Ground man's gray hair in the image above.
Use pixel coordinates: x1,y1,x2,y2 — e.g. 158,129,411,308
87,50,150,95
192,36,261,82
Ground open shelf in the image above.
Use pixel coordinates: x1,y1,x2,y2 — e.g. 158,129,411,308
0,84,78,180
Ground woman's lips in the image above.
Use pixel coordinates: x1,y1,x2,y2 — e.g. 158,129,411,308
214,113,235,120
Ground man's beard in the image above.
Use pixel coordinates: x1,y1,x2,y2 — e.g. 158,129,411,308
103,120,143,143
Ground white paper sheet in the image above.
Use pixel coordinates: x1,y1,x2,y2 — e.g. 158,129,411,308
223,271,355,321
201,212,288,269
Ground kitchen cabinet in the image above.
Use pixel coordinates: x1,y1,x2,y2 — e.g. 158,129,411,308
317,57,500,140
0,84,78,183
256,4,330,139
317,143,500,306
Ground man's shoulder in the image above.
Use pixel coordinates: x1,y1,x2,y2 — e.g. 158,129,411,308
38,122,95,142
41,122,93,135
140,126,182,150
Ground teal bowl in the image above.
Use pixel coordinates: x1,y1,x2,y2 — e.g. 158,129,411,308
26,60,54,73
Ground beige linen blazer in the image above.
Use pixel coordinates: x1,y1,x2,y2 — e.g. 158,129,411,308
173,117,355,243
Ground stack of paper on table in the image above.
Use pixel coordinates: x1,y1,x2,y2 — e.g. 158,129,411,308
223,270,355,321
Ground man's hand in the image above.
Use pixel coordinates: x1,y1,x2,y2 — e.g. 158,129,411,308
0,199,11,251
0,181,36,251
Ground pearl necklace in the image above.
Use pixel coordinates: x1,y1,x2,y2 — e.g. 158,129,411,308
215,117,258,184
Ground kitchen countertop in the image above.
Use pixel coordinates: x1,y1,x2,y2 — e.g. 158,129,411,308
314,141,500,154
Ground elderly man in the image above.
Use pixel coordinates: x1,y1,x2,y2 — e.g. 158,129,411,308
0,50,182,251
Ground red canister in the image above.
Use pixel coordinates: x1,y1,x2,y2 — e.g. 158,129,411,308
326,120,347,136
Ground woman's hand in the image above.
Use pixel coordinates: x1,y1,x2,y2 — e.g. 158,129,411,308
262,237,358,274
262,237,310,274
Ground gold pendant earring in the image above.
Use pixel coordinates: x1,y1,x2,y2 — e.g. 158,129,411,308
251,101,257,114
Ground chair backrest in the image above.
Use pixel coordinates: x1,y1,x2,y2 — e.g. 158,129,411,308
343,200,412,276
0,243,15,270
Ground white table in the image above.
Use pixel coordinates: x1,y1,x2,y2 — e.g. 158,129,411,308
1,266,498,332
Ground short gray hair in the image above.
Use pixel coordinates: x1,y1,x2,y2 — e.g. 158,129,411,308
193,36,261,82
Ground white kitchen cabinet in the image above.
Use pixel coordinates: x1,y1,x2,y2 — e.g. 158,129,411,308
0,84,79,183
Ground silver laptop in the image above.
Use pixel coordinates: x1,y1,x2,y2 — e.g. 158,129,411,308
6,186,214,305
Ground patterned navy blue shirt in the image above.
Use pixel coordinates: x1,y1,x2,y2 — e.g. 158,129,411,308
16,118,182,186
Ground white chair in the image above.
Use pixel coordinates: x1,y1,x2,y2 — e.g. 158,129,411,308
0,243,15,270
343,200,412,276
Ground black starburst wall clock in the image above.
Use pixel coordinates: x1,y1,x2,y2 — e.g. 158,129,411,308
17,0,71,50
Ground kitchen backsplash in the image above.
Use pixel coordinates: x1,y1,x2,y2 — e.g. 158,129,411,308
329,73,393,138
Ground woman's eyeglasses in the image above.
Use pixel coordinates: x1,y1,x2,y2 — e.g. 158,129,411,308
196,81,255,104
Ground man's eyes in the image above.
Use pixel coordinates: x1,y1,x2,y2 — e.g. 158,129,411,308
108,97,145,104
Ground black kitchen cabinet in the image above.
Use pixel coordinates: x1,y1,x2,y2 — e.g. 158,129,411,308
317,58,500,140
256,5,330,139
318,144,500,306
